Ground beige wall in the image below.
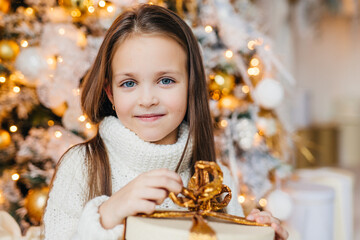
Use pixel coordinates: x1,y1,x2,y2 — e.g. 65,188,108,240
294,15,360,124
293,15,360,167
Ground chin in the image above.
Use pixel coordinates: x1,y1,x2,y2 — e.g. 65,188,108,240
138,133,164,143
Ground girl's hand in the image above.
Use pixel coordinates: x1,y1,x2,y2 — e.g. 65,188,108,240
246,209,289,240
99,168,183,229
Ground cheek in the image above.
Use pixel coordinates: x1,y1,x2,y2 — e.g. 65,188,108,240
113,95,133,117
168,92,187,115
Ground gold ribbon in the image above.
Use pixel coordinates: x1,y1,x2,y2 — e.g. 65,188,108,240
138,161,268,240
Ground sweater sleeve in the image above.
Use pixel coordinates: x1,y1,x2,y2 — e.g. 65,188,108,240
219,163,245,217
43,146,124,240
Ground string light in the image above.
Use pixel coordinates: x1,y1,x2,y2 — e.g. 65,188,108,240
205,25,213,33
238,195,246,204
220,97,233,109
253,67,260,76
20,40,29,48
25,7,34,15
250,58,259,67
88,6,95,13
85,123,92,129
48,120,54,126
47,56,57,69
12,173,20,181
220,119,228,128
242,85,250,94
71,9,82,18
225,50,233,59
55,131,62,138
0,76,6,83
247,40,256,50
9,125,18,132
57,56,63,63
13,86,21,93
58,28,65,35
259,198,267,207
72,88,80,96
148,1,154,5
107,5,114,13
47,57,55,65
247,67,260,76
78,115,86,122
99,0,106,7
214,75,225,85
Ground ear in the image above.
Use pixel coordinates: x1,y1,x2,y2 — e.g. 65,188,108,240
104,83,114,105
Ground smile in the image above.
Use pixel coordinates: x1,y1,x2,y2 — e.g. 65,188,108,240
135,114,165,122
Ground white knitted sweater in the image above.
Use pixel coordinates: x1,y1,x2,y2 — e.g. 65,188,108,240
44,116,244,240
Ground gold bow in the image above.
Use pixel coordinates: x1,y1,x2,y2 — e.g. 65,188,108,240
169,161,231,212
139,161,268,240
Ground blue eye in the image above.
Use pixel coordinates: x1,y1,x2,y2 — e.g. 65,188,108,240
160,78,174,85
121,81,136,88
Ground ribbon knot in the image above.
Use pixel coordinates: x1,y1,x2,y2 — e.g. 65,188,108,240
169,161,232,212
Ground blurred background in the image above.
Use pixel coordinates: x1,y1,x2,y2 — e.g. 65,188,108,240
0,0,358,239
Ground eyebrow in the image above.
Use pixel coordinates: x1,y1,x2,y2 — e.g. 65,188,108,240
114,71,183,78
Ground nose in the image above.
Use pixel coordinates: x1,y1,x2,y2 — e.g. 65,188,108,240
138,86,159,107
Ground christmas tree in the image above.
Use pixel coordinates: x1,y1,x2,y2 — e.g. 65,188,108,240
0,0,294,232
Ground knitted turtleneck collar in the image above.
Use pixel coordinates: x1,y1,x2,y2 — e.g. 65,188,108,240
99,116,193,173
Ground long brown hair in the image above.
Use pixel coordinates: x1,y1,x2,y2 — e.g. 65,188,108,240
52,4,215,201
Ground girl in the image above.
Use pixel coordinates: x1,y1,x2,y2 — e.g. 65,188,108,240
44,4,288,240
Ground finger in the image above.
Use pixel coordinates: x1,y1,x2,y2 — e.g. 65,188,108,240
140,188,168,205
134,200,156,215
255,215,273,224
272,222,289,240
146,169,183,184
248,211,281,225
145,176,183,194
250,208,261,214
255,215,281,226
246,208,261,220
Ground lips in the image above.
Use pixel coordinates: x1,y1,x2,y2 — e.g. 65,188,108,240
134,114,165,122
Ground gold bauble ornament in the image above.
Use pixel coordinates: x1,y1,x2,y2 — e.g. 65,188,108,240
58,0,91,11
0,0,11,13
0,129,11,149
209,72,235,95
218,95,240,111
0,40,20,61
24,187,49,222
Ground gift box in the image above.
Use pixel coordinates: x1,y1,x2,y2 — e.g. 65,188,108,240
124,161,274,240
124,214,274,240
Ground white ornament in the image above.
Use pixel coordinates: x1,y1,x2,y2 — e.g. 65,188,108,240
209,100,221,117
235,118,257,150
253,78,284,109
14,47,48,85
256,117,277,137
265,189,293,221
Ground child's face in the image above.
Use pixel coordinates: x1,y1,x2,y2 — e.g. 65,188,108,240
108,34,188,145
